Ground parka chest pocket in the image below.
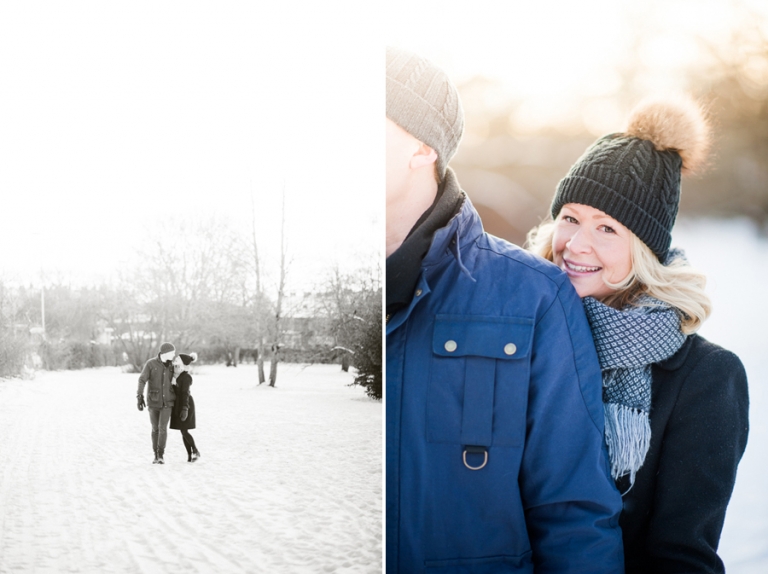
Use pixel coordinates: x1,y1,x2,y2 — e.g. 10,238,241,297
427,315,533,448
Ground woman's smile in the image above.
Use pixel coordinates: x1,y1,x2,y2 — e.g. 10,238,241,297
562,258,602,274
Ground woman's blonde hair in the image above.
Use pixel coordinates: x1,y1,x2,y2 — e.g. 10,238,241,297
526,218,711,334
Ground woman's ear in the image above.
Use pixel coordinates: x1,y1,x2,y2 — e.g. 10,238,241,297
409,142,438,170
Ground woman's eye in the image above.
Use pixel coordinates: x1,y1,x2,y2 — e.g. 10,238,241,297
563,215,578,224
600,225,616,234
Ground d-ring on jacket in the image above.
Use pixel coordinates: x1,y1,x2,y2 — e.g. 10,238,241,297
386,171,624,573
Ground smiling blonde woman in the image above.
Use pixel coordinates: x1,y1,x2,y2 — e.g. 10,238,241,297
527,96,749,573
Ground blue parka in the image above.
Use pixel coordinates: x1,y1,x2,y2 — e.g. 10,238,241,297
386,182,624,573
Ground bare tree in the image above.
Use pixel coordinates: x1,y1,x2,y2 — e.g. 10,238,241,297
0,280,31,377
269,184,288,387
134,215,248,353
319,260,381,372
98,282,157,372
251,190,267,383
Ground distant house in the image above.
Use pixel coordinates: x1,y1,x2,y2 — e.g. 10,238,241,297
280,291,334,351
93,320,114,345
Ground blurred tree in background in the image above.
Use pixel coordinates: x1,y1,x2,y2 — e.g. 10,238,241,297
321,261,382,373
0,282,29,377
450,1,768,245
99,283,155,372
136,215,248,351
693,8,768,220
351,299,383,401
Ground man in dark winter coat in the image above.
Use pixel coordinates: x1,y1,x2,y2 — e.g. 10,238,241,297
385,47,625,573
137,341,176,464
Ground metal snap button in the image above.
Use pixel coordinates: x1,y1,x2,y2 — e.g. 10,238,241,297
444,340,457,352
503,343,517,356
415,289,422,296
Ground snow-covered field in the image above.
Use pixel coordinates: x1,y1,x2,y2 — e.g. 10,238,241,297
674,219,768,573
0,363,382,574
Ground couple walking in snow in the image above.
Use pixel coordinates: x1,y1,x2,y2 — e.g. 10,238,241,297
136,342,201,464
386,47,749,573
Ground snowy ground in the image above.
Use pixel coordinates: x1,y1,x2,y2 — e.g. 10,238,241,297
0,363,382,574
673,219,768,573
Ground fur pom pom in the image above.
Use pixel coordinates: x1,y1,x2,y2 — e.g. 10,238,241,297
625,96,710,174
189,352,198,362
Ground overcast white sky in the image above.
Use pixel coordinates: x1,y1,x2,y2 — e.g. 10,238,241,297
386,0,768,134
0,2,382,290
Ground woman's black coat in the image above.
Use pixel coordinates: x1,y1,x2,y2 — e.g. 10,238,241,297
170,371,196,430
618,334,749,573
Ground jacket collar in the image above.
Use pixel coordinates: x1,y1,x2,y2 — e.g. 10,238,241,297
386,167,466,315
655,335,694,371
421,184,482,283
387,170,486,333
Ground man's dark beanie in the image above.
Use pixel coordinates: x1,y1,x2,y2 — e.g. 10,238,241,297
386,46,464,180
159,342,175,355
550,97,710,260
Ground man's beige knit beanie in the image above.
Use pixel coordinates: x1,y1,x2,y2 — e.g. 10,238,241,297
386,47,464,180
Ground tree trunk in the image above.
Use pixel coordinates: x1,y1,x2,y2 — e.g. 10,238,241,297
268,184,287,389
251,188,266,386
233,345,240,367
269,346,279,387
257,340,266,384
341,353,350,372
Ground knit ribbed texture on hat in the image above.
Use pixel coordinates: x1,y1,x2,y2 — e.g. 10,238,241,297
551,134,683,259
159,342,175,354
386,47,464,179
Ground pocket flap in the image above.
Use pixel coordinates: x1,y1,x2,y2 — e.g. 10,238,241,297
433,315,533,359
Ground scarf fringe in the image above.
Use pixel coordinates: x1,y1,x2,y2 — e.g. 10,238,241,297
604,402,651,486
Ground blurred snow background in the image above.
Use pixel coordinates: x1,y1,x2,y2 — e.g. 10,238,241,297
674,218,767,573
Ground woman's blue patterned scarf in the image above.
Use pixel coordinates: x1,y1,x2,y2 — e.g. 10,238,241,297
583,294,686,489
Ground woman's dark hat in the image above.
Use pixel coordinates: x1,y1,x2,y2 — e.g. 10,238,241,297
179,353,197,366
550,97,710,260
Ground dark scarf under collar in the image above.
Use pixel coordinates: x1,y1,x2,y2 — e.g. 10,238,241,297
583,294,686,489
386,167,464,317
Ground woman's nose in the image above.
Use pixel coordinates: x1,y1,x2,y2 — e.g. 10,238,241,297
566,228,592,254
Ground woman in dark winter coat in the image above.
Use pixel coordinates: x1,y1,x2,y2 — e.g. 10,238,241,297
527,96,749,573
170,352,201,462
